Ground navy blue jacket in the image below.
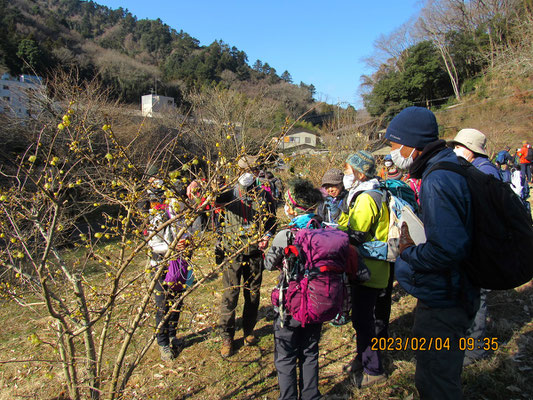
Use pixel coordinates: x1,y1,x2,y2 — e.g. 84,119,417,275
472,157,501,180
395,147,479,310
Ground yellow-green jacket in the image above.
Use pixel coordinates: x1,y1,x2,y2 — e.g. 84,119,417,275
338,180,390,289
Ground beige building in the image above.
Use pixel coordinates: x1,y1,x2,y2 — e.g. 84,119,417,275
278,130,318,150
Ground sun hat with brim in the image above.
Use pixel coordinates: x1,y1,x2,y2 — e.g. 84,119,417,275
449,128,488,156
321,168,344,187
237,155,259,169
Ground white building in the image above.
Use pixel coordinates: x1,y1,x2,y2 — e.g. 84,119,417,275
278,130,318,150
0,73,44,118
141,93,175,117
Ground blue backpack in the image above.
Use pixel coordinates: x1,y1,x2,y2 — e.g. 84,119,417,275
495,150,507,164
344,179,421,262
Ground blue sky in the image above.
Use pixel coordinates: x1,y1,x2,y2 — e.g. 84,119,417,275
95,0,421,108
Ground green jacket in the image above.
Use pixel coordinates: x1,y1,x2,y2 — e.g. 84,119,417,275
216,182,277,255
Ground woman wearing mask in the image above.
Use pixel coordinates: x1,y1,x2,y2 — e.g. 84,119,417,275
378,155,393,179
337,150,389,388
316,168,347,226
264,178,326,400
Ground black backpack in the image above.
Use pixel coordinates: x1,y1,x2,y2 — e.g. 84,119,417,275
427,158,533,290
526,147,533,162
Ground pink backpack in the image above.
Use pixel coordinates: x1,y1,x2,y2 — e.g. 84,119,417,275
272,225,349,327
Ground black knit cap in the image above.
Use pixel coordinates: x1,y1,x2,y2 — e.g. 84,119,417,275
285,178,323,214
385,106,439,149
321,168,344,186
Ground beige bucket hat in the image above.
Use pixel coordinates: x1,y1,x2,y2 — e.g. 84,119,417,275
237,154,259,170
449,128,488,156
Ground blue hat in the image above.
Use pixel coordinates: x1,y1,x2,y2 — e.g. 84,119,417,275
385,106,439,149
384,154,392,161
346,150,376,178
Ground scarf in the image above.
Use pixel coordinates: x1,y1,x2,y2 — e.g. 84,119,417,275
409,140,447,179
289,213,317,229
345,178,380,208
324,194,344,220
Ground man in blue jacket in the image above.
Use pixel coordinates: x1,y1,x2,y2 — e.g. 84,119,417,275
386,107,480,400
449,128,500,366
450,128,501,180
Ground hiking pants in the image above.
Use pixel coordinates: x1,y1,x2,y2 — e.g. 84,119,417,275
465,289,489,362
520,163,532,183
351,284,384,376
154,275,183,347
374,262,395,340
274,316,322,400
413,301,473,400
218,251,263,339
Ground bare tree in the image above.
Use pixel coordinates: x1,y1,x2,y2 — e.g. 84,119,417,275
416,0,463,99
363,19,419,72
0,72,281,400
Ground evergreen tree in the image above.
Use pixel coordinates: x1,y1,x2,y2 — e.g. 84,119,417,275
281,70,293,83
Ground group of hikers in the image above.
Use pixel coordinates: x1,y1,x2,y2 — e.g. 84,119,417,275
380,134,532,212
144,106,532,400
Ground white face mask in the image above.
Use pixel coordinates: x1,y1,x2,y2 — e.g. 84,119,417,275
390,146,415,170
384,161,393,167
284,203,293,219
343,174,355,190
454,146,472,162
238,173,255,187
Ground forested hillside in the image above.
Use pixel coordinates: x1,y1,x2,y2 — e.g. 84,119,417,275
0,0,318,120
360,0,532,121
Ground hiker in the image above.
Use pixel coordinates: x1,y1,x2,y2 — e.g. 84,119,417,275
404,174,421,205
495,146,512,168
213,154,277,357
450,129,501,180
449,128,500,366
517,140,532,184
386,166,402,180
266,170,285,207
316,168,347,226
378,155,393,179
385,106,480,400
337,150,390,388
264,178,344,400
510,165,531,212
146,178,200,361
499,162,512,183
377,164,405,342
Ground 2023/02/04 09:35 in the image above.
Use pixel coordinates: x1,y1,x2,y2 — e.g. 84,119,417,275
370,337,499,351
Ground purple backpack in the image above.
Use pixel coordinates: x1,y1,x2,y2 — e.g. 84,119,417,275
272,226,349,327
164,258,188,292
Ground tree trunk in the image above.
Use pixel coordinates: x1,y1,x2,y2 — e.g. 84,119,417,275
437,43,461,100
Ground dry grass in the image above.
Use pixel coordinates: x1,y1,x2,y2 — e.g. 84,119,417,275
435,74,533,156
1,228,532,400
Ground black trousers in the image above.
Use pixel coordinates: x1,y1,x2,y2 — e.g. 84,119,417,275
154,276,183,346
374,262,395,339
274,316,322,400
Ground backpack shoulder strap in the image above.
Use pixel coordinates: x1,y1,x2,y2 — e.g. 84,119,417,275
425,161,466,178
305,218,322,229
364,189,385,214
